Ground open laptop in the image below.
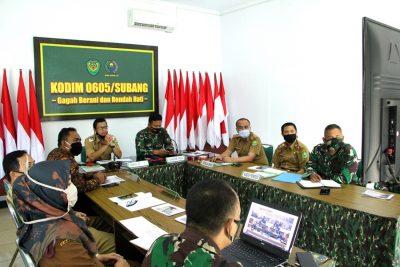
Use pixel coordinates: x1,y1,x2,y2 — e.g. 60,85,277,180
222,199,302,267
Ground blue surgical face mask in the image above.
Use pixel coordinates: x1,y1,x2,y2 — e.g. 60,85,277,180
238,129,250,138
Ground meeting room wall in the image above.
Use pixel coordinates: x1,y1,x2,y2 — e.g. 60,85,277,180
0,0,221,159
220,0,400,160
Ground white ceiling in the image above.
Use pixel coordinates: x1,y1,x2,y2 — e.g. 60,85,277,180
163,0,268,14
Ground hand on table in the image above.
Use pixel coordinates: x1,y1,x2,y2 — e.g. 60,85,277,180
153,149,169,156
94,171,107,184
310,173,322,182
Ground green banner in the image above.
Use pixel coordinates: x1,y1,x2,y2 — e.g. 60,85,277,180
34,37,158,121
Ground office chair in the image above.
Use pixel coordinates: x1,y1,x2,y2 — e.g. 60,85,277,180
81,146,86,163
4,179,36,267
262,144,273,166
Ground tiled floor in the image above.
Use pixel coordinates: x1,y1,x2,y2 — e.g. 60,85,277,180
0,207,25,267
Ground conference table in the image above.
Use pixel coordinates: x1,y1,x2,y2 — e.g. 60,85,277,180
117,160,400,267
85,168,334,266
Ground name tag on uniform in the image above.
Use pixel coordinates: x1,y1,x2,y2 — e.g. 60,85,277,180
200,160,216,168
166,155,186,164
127,160,149,169
241,171,261,181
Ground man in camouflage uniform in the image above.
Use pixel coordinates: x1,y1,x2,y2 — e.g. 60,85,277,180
85,118,122,162
142,179,242,267
272,122,309,173
304,124,358,184
135,113,174,161
215,118,268,165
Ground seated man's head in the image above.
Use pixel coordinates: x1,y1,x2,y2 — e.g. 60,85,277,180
148,113,163,133
323,124,344,155
236,118,251,139
93,118,108,138
58,127,82,156
281,122,297,144
186,179,241,249
3,150,34,184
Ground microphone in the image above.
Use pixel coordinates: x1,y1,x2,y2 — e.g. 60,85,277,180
171,139,179,155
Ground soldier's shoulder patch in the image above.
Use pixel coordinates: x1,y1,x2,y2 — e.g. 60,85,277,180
252,140,258,147
302,151,308,159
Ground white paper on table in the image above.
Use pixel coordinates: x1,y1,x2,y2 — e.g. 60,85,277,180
175,214,187,224
96,160,112,164
101,175,125,186
320,180,341,188
120,216,167,250
363,189,394,200
248,166,286,178
152,203,185,216
79,165,105,173
116,158,134,162
298,179,341,188
109,192,165,212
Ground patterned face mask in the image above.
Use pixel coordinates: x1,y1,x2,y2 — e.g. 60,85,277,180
326,137,344,155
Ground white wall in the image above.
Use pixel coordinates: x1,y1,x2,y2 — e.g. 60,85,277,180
4,0,400,162
0,0,221,158
221,0,400,156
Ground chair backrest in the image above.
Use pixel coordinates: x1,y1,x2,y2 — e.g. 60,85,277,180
262,144,274,166
16,239,36,267
3,179,23,228
81,146,86,163
4,180,36,266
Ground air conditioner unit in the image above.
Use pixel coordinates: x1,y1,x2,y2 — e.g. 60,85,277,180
128,3,176,33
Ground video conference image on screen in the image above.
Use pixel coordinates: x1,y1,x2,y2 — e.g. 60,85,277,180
242,203,299,251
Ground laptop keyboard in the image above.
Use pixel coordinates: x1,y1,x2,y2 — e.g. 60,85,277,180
228,241,283,267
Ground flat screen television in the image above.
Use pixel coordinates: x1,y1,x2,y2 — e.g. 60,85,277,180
362,17,400,183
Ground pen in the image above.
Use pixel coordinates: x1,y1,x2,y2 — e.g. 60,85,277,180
126,199,138,207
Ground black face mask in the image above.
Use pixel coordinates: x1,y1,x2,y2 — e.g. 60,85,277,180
151,128,161,134
70,142,83,156
96,133,106,139
283,134,297,143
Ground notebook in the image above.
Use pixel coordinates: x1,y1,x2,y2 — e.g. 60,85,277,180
222,199,302,267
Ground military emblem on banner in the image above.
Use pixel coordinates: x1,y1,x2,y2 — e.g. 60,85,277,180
105,60,119,76
87,60,100,76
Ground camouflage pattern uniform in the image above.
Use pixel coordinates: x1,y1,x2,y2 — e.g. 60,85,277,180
272,140,309,173
304,141,359,184
84,134,120,162
227,133,268,165
142,227,242,267
47,148,100,193
135,127,174,160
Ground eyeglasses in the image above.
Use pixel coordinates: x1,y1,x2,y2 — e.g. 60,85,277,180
97,126,108,130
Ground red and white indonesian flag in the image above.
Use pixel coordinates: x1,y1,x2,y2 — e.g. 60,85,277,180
162,70,175,140
29,70,45,162
205,72,215,148
213,73,224,148
196,72,207,150
190,72,199,149
178,70,187,151
185,72,195,149
17,70,30,153
173,70,180,145
219,73,229,146
1,69,17,154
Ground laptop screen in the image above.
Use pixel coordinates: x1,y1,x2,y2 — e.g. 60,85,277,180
241,201,300,252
